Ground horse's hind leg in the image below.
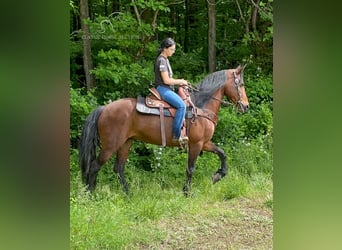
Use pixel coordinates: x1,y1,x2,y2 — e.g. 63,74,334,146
203,141,227,184
87,159,102,192
88,149,114,192
113,139,133,194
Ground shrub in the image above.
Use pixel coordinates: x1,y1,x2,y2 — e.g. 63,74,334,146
213,75,273,143
70,86,98,148
91,49,153,103
213,108,247,144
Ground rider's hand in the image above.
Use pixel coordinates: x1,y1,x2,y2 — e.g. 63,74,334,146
180,79,188,86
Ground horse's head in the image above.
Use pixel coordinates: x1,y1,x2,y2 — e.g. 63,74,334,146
224,65,249,113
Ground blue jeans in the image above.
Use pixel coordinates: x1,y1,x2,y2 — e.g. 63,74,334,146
156,85,186,138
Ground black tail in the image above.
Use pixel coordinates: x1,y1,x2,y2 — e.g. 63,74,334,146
78,106,104,184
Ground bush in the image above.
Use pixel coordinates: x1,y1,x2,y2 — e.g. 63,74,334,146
170,47,207,81
213,75,273,143
213,108,247,144
70,86,98,148
91,49,153,103
229,133,273,177
246,75,273,108
243,103,273,136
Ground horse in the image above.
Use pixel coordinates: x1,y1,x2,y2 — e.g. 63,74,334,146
78,65,249,196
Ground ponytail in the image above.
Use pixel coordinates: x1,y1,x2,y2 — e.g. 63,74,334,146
157,47,162,56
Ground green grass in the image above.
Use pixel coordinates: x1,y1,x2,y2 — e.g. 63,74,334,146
70,137,273,249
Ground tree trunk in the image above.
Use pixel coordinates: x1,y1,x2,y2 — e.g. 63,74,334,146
112,0,120,12
104,0,108,16
169,5,176,38
176,6,181,43
252,0,260,31
184,0,190,52
80,0,95,90
208,0,216,73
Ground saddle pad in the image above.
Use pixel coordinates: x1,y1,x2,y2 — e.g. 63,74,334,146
136,96,172,117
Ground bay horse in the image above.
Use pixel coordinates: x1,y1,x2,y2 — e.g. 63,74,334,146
79,65,249,195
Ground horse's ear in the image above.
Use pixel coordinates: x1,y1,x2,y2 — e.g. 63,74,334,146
236,64,247,74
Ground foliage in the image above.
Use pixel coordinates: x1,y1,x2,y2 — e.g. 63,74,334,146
229,134,273,177
70,0,273,91
132,0,170,12
70,40,84,88
247,75,273,107
70,2,273,247
69,0,273,135
70,136,273,248
170,47,207,80
91,48,154,103
212,75,272,144
70,86,98,148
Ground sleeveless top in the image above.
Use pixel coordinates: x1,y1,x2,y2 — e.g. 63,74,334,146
154,54,174,90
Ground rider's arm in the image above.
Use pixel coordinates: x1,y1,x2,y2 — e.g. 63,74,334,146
160,71,187,86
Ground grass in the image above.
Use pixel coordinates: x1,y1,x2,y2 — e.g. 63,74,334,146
70,137,273,249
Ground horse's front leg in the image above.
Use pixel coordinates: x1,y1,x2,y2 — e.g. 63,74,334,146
183,143,202,197
203,141,227,184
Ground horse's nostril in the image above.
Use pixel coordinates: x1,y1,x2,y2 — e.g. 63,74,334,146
243,104,249,112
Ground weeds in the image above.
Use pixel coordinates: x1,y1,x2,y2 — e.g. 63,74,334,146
70,133,273,249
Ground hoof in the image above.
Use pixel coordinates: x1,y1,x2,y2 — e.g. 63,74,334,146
212,173,222,184
183,186,195,197
183,190,195,198
183,187,190,197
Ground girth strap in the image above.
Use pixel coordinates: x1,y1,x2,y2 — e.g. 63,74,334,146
159,104,166,147
190,108,218,126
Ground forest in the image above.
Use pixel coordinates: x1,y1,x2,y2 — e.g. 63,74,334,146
70,0,273,248
70,0,273,146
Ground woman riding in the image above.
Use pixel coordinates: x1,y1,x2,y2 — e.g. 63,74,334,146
154,37,189,143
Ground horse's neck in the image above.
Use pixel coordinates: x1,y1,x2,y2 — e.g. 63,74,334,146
200,88,224,114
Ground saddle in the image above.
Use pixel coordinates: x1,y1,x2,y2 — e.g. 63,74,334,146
136,87,217,147
136,88,176,117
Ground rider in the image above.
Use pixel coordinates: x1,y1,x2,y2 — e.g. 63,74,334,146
154,37,189,143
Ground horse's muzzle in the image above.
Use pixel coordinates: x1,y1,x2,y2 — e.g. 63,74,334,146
238,102,249,113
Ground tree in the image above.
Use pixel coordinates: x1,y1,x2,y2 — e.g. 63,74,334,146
251,0,261,31
80,0,95,90
208,0,216,73
131,0,171,58
70,0,273,91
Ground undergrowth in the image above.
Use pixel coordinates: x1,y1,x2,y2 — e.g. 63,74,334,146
70,133,273,249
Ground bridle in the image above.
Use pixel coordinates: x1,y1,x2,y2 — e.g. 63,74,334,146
182,70,247,126
233,69,246,110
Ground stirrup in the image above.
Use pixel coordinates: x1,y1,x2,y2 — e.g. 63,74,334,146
172,136,188,144
179,136,188,143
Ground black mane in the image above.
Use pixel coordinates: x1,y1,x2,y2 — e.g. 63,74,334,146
191,70,227,108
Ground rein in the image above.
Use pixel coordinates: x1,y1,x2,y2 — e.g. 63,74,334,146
186,84,231,106
209,95,232,106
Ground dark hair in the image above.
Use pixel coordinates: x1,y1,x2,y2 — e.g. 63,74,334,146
157,37,176,55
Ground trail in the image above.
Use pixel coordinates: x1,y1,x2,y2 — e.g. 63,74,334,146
136,196,273,249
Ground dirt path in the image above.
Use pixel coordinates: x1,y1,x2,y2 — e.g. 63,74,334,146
139,196,273,249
